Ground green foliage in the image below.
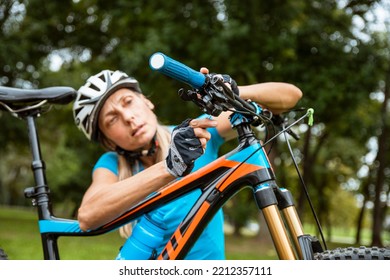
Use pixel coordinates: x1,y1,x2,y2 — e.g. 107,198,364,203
0,0,389,244
223,188,258,235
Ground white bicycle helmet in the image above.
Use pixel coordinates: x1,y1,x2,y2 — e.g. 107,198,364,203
73,70,142,141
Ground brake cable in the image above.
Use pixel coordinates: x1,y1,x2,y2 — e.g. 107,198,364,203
203,95,328,251
282,109,328,250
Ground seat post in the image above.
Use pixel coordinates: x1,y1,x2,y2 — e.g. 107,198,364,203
24,113,53,220
23,112,60,260
26,114,47,186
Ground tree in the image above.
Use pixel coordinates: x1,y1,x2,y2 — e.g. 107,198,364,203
0,0,388,245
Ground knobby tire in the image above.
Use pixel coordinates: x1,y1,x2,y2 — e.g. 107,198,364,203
314,246,390,260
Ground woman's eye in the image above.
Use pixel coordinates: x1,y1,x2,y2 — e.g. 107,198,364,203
108,116,117,125
124,97,132,105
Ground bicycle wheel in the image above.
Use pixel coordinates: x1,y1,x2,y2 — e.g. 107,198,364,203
314,246,390,260
0,248,8,260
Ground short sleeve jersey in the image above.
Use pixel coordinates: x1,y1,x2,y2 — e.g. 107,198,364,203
93,116,226,260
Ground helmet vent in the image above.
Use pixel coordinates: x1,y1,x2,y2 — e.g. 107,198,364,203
89,83,100,92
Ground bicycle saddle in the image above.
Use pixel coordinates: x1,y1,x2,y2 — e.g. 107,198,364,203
0,86,76,106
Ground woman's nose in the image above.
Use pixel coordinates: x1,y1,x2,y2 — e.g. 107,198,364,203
122,109,135,124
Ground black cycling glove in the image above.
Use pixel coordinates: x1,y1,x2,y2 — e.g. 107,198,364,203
165,119,204,177
222,74,239,96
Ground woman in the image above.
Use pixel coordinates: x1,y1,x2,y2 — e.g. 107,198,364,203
73,68,302,259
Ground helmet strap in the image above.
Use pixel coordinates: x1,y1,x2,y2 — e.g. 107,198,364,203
116,135,158,165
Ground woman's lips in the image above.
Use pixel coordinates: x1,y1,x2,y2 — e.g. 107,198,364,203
132,124,145,137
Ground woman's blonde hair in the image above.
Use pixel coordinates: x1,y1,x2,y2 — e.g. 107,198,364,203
99,123,171,238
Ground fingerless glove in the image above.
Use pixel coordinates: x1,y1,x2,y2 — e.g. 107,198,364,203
165,119,204,177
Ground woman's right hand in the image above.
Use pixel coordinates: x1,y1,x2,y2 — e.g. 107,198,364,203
165,118,217,177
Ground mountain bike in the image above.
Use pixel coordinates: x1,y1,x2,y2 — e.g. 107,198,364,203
0,53,389,260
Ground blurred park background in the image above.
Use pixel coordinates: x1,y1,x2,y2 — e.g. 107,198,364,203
0,0,389,259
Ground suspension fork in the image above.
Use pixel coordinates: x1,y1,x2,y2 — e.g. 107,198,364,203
253,181,304,260
277,187,323,260
276,188,305,259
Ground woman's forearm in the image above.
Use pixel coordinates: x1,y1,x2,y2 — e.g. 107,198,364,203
239,82,302,114
78,161,174,231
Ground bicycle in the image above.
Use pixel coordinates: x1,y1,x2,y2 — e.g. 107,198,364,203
0,53,389,260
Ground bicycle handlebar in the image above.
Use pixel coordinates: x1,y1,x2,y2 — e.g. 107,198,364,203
149,52,206,89
149,52,263,119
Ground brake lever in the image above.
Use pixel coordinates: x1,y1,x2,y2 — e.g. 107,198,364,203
272,114,300,140
177,73,259,118
210,74,236,101
177,88,225,116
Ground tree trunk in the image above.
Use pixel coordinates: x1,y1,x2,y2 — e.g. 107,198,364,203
355,181,369,245
371,71,390,247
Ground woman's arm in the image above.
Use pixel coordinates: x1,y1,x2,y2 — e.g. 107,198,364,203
239,82,303,115
78,161,173,231
198,68,302,140
215,81,303,140
77,118,217,231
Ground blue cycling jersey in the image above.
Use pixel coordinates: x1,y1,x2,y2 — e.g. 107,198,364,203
93,116,226,260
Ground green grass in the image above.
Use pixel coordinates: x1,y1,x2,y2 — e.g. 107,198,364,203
0,206,277,260
0,206,124,260
2,206,387,260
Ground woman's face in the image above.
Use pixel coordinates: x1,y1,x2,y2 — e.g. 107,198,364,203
98,88,158,151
